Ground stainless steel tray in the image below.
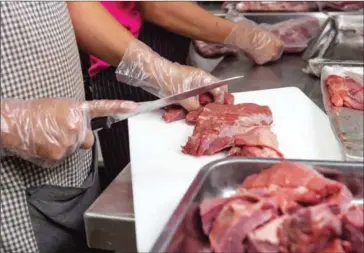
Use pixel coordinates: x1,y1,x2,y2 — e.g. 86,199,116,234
321,66,364,161
226,11,328,26
303,58,364,77
151,158,364,253
304,13,364,62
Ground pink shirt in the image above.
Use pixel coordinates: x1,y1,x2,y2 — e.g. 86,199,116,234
88,1,143,77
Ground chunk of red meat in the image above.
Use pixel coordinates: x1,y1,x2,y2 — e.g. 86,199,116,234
278,204,342,253
247,216,287,253
182,103,279,156
209,198,277,253
320,239,352,253
229,126,284,158
234,1,318,12
240,185,307,214
191,16,320,55
321,1,364,11
268,16,321,53
163,105,188,123
326,75,364,111
163,92,234,123
342,205,364,253
193,40,240,59
200,193,262,235
241,162,352,213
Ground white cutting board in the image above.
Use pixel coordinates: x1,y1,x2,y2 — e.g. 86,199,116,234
128,87,343,252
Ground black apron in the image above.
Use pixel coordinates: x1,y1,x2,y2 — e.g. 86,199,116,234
26,145,111,253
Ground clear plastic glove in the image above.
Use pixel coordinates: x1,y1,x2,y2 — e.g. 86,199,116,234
224,21,284,65
0,98,137,167
115,40,228,111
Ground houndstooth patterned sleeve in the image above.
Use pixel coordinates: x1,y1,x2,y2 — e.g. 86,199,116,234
0,2,93,252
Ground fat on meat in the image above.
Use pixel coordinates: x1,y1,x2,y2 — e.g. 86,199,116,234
182,103,283,158
247,215,287,253
326,75,364,111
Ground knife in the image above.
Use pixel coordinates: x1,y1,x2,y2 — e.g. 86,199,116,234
91,75,244,131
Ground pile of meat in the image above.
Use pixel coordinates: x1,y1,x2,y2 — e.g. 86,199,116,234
200,161,363,253
192,16,321,58
325,74,364,111
318,1,364,11
223,2,319,12
222,1,364,12
182,102,283,158
163,91,282,159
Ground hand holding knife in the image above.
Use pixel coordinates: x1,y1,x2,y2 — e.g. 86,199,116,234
91,75,244,131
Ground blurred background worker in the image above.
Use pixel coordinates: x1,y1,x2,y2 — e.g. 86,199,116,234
88,1,284,189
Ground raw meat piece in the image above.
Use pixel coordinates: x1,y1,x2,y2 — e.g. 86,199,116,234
264,16,321,53
200,193,262,235
319,1,364,11
193,40,239,59
209,198,277,253
241,185,306,214
326,184,353,214
163,105,187,123
232,2,318,12
342,205,364,253
278,204,342,253
326,75,364,111
241,162,353,212
247,206,348,253
320,239,352,253
198,161,360,253
247,216,287,253
182,103,282,158
163,92,235,123
192,16,321,58
229,126,284,158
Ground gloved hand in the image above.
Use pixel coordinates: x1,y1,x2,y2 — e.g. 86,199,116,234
224,21,284,65
0,98,137,167
115,40,228,111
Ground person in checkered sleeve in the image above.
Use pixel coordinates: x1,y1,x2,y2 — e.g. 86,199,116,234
0,2,282,253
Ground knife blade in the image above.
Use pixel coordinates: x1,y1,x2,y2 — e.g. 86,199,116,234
91,75,244,131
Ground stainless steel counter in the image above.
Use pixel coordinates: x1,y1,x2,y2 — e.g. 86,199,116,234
85,164,136,253
85,52,324,252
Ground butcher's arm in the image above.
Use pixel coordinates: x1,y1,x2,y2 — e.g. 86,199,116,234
140,2,235,43
67,2,135,67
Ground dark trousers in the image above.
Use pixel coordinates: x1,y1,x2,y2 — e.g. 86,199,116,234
91,22,191,190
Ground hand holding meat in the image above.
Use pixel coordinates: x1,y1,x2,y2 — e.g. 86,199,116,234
0,98,137,167
224,22,284,65
115,40,228,111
